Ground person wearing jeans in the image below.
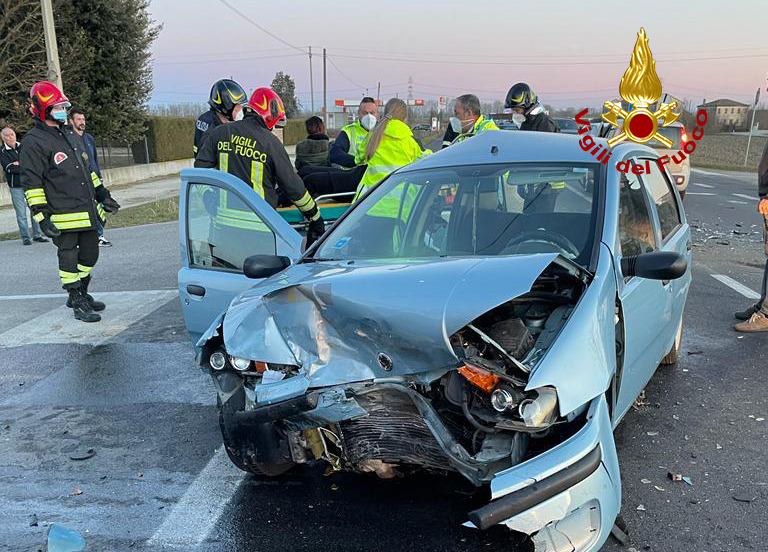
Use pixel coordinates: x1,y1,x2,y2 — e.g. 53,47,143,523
734,141,768,332
1,127,47,245
69,108,112,246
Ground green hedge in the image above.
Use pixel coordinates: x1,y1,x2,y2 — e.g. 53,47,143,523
282,119,306,146
145,116,196,162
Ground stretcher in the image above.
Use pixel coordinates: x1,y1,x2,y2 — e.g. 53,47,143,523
277,191,355,228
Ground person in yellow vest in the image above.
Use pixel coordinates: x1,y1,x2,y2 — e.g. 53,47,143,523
347,98,430,255
329,97,378,168
353,98,430,201
447,94,499,145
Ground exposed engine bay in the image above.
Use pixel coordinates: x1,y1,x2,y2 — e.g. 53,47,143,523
205,258,591,485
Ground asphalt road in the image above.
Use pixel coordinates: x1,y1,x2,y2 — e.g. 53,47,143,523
1,168,766,552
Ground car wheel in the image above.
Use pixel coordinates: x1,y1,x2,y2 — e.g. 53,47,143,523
218,408,296,477
660,321,683,366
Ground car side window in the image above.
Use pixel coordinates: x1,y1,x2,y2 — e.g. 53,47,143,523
640,160,682,240
618,170,657,257
187,183,276,271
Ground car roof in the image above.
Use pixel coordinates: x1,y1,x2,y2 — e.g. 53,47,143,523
402,130,656,172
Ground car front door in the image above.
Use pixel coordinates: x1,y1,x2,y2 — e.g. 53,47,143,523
177,168,302,343
614,159,674,419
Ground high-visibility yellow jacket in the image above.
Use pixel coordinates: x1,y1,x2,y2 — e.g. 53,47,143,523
353,119,430,202
452,115,499,145
341,120,368,161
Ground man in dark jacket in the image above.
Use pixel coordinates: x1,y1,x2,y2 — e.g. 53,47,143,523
69,107,111,246
195,87,325,247
295,116,330,171
505,83,561,133
734,142,768,332
1,127,46,244
21,81,120,322
329,97,378,168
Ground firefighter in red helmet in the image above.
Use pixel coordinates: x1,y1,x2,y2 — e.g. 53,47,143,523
195,87,326,246
21,81,120,322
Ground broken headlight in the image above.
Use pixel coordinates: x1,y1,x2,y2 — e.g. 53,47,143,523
519,386,558,428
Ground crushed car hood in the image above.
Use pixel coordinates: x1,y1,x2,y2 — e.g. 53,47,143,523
221,254,561,388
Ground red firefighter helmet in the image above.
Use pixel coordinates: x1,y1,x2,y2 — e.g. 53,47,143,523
30,81,70,122
246,87,287,130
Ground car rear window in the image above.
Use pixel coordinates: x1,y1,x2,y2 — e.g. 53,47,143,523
648,126,681,149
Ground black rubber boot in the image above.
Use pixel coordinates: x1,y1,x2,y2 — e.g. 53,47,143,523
66,276,105,311
67,286,101,323
735,303,761,321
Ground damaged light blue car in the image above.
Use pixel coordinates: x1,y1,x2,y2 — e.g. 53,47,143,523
177,130,690,552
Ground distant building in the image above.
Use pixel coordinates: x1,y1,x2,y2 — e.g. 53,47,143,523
697,99,750,130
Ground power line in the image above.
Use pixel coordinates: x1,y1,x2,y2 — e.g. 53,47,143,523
215,0,307,54
329,52,768,67
326,55,367,91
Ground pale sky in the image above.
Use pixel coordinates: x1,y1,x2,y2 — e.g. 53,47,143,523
148,0,768,110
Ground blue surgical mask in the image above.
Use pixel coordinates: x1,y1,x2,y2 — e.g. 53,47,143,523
51,109,68,123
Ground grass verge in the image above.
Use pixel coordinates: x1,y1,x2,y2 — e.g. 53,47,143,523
0,196,179,241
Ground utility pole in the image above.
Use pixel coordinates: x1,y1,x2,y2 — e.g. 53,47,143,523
377,81,381,104
322,48,327,127
745,86,760,166
40,0,63,90
308,46,315,113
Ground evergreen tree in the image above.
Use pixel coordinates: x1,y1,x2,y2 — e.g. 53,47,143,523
270,72,300,119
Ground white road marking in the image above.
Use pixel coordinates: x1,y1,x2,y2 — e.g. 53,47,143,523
728,200,748,205
692,182,714,188
0,289,176,301
733,193,758,201
0,289,178,347
146,446,245,547
691,168,726,177
711,274,761,300
686,192,715,196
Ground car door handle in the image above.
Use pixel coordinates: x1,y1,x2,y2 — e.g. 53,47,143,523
186,284,206,297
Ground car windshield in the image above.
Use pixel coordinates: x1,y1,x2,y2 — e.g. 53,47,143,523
556,119,579,131
314,162,601,267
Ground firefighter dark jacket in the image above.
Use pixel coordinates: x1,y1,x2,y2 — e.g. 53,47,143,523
20,121,113,232
194,114,320,221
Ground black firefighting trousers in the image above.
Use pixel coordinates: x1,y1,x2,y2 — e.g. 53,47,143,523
52,230,99,290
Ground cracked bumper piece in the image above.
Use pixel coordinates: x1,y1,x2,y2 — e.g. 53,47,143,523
467,396,620,552
468,446,601,530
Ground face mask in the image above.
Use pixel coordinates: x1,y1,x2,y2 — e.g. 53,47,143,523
360,114,377,131
233,109,244,121
512,114,526,126
51,109,68,123
449,116,463,133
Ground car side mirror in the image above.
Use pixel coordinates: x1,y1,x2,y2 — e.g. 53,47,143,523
243,255,291,279
621,251,687,280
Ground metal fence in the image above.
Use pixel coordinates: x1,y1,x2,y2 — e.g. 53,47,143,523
95,137,152,170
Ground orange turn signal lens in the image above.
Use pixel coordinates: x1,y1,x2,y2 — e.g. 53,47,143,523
458,364,500,393
254,361,267,373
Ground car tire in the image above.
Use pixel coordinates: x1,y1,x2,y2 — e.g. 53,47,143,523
660,321,683,366
218,408,295,477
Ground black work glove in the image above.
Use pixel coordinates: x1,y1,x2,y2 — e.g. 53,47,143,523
305,217,326,248
102,197,121,214
39,215,61,238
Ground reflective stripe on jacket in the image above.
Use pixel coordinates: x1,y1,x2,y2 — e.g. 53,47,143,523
452,115,499,145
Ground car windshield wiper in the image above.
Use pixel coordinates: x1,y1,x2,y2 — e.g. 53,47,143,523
301,257,340,263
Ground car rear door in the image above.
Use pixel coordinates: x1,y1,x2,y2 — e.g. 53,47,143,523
177,168,302,343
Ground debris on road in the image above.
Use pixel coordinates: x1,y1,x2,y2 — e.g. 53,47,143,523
68,447,96,461
47,524,86,552
636,504,646,511
29,514,38,527
646,431,659,436
70,488,83,496
733,494,758,503
641,478,651,484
